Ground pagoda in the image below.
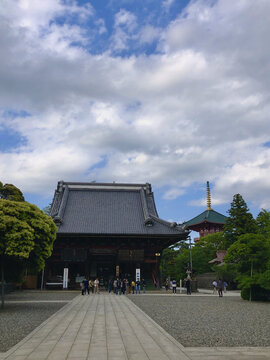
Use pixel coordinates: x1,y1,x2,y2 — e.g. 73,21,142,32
184,182,227,242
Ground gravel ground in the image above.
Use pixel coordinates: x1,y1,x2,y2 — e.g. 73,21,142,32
0,290,78,352
129,295,270,347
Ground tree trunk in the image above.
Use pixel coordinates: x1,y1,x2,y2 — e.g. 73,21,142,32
1,254,5,309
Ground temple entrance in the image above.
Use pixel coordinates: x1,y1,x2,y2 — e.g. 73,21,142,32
96,262,115,286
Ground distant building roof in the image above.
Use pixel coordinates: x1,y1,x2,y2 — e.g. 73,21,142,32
50,181,188,237
183,209,227,228
209,250,227,266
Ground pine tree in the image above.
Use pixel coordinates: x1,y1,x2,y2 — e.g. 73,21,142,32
256,209,270,237
224,194,257,248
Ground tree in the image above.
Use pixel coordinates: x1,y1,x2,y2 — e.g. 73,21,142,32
160,241,188,282
196,232,226,251
160,247,179,282
43,205,51,215
0,200,57,307
225,233,270,300
256,209,270,237
0,182,25,202
175,236,219,280
223,194,257,248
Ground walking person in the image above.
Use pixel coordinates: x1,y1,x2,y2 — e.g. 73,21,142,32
94,277,99,294
165,279,169,291
108,279,113,293
113,279,117,294
125,278,129,294
172,279,177,294
89,279,94,294
142,278,146,294
136,279,141,294
128,279,131,294
212,280,217,294
116,278,121,295
131,280,135,294
223,281,227,293
83,278,90,295
218,279,224,297
121,279,126,295
81,279,85,295
186,278,191,295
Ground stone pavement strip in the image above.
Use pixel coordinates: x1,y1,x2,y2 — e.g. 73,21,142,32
0,294,269,360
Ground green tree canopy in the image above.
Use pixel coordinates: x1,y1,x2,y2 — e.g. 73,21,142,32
0,182,25,202
223,194,257,248
225,233,270,300
256,209,270,237
195,232,226,251
0,199,57,307
174,234,224,280
0,200,57,270
42,205,51,215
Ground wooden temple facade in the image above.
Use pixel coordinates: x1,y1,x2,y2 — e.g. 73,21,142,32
46,181,189,288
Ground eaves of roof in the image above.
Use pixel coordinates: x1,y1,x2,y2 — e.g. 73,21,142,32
183,209,227,227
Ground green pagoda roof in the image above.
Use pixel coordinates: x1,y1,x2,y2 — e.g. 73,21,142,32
183,209,227,228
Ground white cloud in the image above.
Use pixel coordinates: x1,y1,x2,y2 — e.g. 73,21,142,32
110,9,137,52
95,19,107,35
163,188,185,200
162,0,175,11
114,9,137,32
0,0,270,210
138,25,161,45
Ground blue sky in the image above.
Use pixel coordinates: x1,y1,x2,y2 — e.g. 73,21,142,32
1,0,270,239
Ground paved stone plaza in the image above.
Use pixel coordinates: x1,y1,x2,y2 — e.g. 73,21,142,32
0,293,270,359
0,291,78,352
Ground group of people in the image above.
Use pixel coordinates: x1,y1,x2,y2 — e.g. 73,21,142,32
81,277,100,295
212,279,227,297
165,278,191,295
81,277,146,295
109,278,146,295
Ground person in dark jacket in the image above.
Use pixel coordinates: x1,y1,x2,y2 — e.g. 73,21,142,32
218,279,224,297
136,279,141,294
82,278,89,295
142,279,146,293
186,278,191,295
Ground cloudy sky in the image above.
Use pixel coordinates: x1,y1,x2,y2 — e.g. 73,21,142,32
0,0,270,229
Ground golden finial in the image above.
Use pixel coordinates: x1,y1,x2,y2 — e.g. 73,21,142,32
207,181,212,210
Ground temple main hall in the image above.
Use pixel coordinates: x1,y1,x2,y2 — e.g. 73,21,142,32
47,181,188,288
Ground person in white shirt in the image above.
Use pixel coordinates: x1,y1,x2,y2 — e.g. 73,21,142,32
94,278,99,294
212,280,217,294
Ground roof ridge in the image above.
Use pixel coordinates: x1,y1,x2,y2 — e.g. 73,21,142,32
140,188,150,220
150,215,182,230
50,191,63,217
57,185,69,221
140,188,154,226
60,181,150,187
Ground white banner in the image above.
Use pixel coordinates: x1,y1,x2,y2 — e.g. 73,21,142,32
136,268,140,282
63,268,69,289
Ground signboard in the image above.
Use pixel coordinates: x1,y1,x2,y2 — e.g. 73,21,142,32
136,268,140,282
75,276,84,284
63,268,69,289
116,265,120,277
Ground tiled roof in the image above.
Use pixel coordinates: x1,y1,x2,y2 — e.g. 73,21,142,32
183,209,227,227
50,181,188,237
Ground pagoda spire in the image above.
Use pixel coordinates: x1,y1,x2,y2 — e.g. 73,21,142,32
206,181,212,210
